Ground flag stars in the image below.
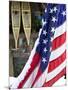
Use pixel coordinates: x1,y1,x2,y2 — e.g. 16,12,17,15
50,8,54,13
53,7,57,12
51,37,54,41
43,40,48,44
51,27,55,33
52,17,57,23
43,30,47,36
44,48,47,53
61,11,66,16
42,19,47,26
42,58,47,63
45,9,47,13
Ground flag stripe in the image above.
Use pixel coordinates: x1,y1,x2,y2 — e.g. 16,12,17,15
46,60,66,82
23,63,40,88
43,67,66,87
48,51,66,72
33,59,66,87
50,42,66,61
32,66,49,87
52,32,66,50
53,22,66,40
18,53,41,88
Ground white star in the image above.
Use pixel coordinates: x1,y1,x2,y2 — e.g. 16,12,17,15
61,11,66,16
51,27,55,32
43,40,48,44
42,58,47,63
45,9,47,13
44,48,47,52
52,17,57,23
51,37,54,41
50,9,54,13
42,19,47,26
43,31,47,35
53,7,57,12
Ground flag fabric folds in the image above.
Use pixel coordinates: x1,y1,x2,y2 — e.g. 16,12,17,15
11,3,66,89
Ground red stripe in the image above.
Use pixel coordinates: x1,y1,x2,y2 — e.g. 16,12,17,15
18,53,41,88
52,32,66,50
43,67,66,87
31,68,42,87
48,51,66,72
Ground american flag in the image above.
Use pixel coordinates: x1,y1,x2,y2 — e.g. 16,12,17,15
11,3,66,89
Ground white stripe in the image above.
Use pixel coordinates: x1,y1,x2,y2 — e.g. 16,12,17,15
46,60,66,82
11,29,42,89
53,76,66,86
50,42,66,61
23,63,40,88
33,66,49,88
54,22,66,39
